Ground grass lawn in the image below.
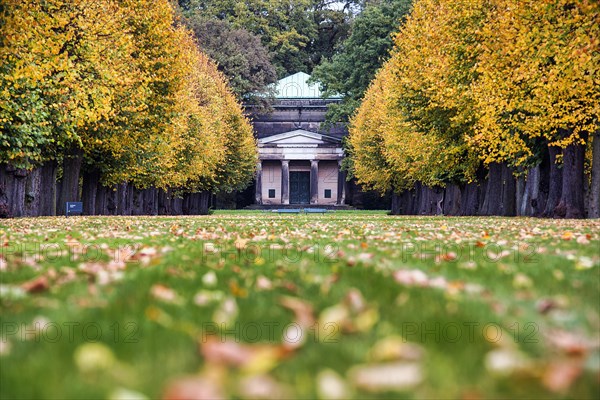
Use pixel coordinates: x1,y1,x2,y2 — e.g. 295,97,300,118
1,212,599,399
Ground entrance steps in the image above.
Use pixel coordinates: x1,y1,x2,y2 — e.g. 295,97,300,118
244,204,354,211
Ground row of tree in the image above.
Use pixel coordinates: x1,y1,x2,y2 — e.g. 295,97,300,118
0,0,257,217
349,0,600,218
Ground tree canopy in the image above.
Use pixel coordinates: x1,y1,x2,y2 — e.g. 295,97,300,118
1,0,256,195
349,0,599,218
178,0,361,78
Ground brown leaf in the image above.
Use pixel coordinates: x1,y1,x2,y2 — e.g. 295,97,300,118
21,276,49,293
199,336,284,374
163,376,225,400
546,330,597,356
150,284,181,304
279,296,315,329
542,358,583,393
393,269,429,287
344,288,366,313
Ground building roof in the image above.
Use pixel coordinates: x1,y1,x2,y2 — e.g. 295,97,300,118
274,72,340,99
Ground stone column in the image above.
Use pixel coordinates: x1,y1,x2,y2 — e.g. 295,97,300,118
337,159,346,206
310,160,319,204
281,160,290,205
255,161,262,205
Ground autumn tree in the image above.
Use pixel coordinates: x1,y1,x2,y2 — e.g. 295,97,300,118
349,0,487,206
1,0,256,217
471,0,600,218
0,0,138,215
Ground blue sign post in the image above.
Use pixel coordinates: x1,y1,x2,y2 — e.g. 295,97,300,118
66,202,83,217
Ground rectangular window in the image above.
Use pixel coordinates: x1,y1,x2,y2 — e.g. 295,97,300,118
268,189,276,198
324,189,332,198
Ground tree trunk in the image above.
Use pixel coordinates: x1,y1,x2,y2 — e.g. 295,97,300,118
4,165,27,218
516,172,525,216
39,161,57,216
24,167,42,217
500,163,516,216
172,195,183,215
480,163,503,215
520,165,542,217
460,182,480,216
442,184,461,216
81,170,100,215
436,187,445,215
131,187,144,215
589,131,600,218
146,187,158,215
543,146,563,217
198,191,211,215
158,190,170,215
116,182,133,215
390,192,400,215
57,148,83,215
106,186,117,215
554,137,587,219
0,165,13,218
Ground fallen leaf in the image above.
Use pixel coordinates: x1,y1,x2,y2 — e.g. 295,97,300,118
237,375,290,399
0,284,27,300
484,348,530,376
369,336,424,362
512,273,533,289
213,297,238,327
21,276,49,293
256,275,273,290
0,340,11,356
561,231,573,240
109,388,149,400
318,304,349,339
193,290,224,306
546,330,597,355
200,337,284,374
542,358,583,393
344,289,366,313
279,296,315,329
317,369,351,400
163,376,224,400
150,284,182,305
576,235,590,244
74,342,116,373
348,362,423,392
393,269,429,287
202,271,217,287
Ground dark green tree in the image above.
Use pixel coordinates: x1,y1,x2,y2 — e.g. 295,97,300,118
310,0,413,124
184,17,277,103
178,0,359,78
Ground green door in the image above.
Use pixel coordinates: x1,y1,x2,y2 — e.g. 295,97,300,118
290,171,310,204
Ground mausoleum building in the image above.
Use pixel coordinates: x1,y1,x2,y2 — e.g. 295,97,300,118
248,72,347,207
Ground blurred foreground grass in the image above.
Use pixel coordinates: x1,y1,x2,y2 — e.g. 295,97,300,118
1,213,599,399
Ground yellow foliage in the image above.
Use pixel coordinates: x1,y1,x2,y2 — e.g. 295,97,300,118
471,0,600,166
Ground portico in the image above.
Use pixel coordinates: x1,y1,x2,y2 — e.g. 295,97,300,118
254,130,345,206
247,72,348,208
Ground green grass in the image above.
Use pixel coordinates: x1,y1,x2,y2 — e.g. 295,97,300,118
1,213,599,399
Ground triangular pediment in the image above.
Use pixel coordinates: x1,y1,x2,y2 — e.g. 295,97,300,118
258,130,342,146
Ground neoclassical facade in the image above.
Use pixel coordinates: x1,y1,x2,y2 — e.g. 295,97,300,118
249,73,347,206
